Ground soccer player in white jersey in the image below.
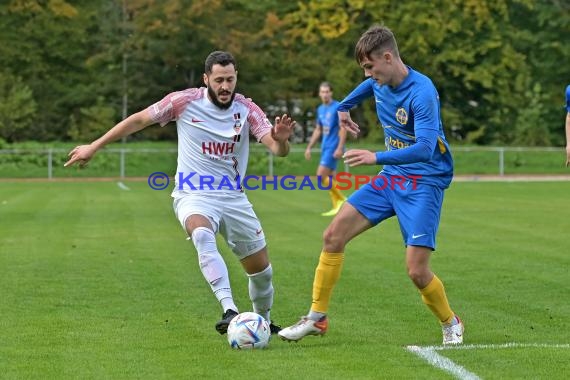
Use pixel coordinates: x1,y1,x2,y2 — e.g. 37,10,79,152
65,51,296,335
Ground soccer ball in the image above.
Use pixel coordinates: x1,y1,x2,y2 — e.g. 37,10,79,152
227,312,270,349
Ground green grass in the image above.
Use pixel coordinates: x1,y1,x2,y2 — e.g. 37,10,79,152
0,181,569,379
0,141,568,178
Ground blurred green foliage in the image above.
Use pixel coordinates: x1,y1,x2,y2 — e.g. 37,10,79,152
0,0,568,146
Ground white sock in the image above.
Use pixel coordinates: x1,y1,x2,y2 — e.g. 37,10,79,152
221,298,238,313
308,311,326,321
247,264,274,321
445,315,460,326
191,227,237,313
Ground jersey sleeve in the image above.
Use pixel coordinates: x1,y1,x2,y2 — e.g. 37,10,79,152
246,100,273,142
147,88,200,127
375,87,439,165
337,78,375,112
375,128,438,165
412,86,440,131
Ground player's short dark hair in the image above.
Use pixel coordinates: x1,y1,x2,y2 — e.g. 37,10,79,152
205,51,237,74
355,25,400,64
319,82,333,91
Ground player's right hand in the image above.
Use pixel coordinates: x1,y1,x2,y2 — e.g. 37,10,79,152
343,149,376,167
566,145,570,167
64,144,97,168
304,148,311,160
338,111,360,138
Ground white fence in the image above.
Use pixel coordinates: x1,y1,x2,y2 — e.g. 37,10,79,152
0,146,566,179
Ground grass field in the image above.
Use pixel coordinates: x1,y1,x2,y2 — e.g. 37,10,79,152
1,180,569,379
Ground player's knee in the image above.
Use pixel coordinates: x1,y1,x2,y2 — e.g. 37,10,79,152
407,267,429,288
239,246,269,273
407,268,421,284
322,225,345,251
191,227,216,251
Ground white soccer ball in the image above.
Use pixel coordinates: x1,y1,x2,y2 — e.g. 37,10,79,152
227,312,270,349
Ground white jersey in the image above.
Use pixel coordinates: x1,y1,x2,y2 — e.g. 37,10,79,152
147,87,272,195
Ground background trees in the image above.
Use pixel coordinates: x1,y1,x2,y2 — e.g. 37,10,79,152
0,0,568,146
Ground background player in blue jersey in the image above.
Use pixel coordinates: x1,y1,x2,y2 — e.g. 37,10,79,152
566,85,570,167
305,82,347,216
279,25,463,345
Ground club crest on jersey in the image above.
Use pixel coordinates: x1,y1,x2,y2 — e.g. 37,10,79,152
396,108,408,125
233,112,242,133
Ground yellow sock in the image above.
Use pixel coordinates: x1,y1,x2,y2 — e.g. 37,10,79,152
311,251,345,313
330,180,346,207
419,275,455,324
321,176,337,208
327,191,337,209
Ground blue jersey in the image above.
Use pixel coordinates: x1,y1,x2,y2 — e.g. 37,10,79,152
338,67,453,189
316,100,340,150
566,85,570,112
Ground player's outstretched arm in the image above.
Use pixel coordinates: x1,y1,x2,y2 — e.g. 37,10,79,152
334,127,347,159
305,125,322,160
64,109,154,168
261,114,296,157
336,78,373,139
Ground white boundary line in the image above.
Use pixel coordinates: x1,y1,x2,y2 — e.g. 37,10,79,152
427,342,570,351
453,175,570,182
406,345,481,380
116,181,131,191
406,343,569,380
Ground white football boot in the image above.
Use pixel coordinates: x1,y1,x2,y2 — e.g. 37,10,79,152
278,316,328,342
442,315,464,345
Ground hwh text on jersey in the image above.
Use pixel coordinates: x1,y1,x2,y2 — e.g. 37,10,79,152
202,141,235,155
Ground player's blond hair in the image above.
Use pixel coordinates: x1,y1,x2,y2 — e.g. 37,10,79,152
355,25,400,64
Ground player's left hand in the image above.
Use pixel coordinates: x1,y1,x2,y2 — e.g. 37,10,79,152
566,145,570,167
343,149,376,167
64,144,97,168
333,148,343,159
271,114,296,143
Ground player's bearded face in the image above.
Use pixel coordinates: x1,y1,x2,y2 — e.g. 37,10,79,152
207,84,235,110
205,64,237,110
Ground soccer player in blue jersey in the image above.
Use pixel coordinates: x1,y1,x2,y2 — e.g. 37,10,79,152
566,84,570,167
279,26,463,345
305,82,347,216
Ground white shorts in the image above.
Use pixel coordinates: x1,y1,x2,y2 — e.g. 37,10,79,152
172,191,266,259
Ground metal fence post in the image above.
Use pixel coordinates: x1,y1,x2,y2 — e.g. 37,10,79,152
499,148,505,176
48,148,53,179
120,148,125,179
268,151,274,176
